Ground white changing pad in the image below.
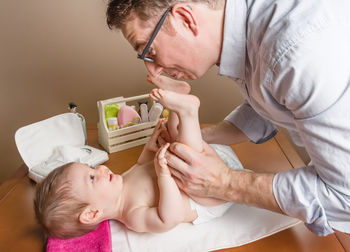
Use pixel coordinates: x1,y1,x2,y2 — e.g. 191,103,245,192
110,206,299,252
110,144,300,251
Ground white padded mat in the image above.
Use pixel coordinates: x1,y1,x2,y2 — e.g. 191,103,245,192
110,144,300,251
111,203,300,252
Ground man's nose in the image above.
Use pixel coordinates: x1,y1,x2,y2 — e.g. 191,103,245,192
144,61,163,77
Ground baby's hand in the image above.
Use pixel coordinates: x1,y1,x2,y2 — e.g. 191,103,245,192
154,143,171,177
158,120,172,145
145,119,167,152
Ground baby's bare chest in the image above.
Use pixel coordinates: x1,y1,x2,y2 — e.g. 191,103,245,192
123,163,159,208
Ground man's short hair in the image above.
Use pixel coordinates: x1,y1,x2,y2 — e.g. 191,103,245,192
106,0,225,30
34,163,98,238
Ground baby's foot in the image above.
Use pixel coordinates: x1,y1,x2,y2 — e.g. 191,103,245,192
147,75,191,94
150,89,200,116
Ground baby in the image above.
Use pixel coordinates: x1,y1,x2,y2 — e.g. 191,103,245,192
34,82,237,239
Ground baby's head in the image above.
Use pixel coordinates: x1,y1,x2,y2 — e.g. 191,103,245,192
34,162,122,238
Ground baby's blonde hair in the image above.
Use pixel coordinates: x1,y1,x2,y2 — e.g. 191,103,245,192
34,163,98,238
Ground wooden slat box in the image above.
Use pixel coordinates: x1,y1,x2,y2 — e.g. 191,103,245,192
97,94,159,153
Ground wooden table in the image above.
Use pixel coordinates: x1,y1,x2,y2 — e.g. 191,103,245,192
0,125,346,252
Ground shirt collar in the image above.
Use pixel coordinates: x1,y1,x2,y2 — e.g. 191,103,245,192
219,0,248,80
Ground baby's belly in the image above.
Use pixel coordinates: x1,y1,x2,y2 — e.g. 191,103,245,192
124,162,196,222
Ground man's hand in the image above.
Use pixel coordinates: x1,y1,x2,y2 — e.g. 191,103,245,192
164,141,232,200
164,141,284,214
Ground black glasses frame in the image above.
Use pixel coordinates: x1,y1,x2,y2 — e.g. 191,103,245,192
137,7,173,63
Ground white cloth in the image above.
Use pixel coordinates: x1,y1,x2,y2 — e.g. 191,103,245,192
221,0,350,235
110,206,299,252
110,144,300,251
15,113,109,183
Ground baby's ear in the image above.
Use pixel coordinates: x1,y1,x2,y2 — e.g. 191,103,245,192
79,207,103,224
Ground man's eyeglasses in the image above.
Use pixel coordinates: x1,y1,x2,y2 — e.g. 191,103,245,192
137,7,172,63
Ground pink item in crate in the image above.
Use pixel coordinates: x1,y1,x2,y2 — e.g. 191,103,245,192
46,220,111,252
117,105,141,128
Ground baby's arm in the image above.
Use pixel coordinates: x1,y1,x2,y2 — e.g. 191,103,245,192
128,144,187,233
137,120,170,165
154,143,187,227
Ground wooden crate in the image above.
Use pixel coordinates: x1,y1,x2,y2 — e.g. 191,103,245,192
97,94,159,153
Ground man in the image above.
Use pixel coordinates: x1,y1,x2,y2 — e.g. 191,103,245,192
106,0,350,237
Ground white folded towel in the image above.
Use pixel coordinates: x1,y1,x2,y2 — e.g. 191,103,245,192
29,144,109,183
15,113,109,183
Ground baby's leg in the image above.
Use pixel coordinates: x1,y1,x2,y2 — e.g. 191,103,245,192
149,76,191,143
151,89,227,206
167,111,179,142
150,89,202,152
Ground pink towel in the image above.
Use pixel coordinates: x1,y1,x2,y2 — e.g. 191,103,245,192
47,220,112,252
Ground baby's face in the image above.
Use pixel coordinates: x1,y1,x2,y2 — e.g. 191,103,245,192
66,163,123,210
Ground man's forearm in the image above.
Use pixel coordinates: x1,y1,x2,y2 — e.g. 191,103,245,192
201,120,248,145
223,170,283,214
201,121,281,211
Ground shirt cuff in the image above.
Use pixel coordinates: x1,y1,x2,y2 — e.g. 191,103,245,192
224,102,278,144
273,166,334,236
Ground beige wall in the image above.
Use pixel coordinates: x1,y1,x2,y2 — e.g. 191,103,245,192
0,0,309,184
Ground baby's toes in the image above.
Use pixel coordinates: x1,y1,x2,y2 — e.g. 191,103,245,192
152,89,161,99
158,89,168,98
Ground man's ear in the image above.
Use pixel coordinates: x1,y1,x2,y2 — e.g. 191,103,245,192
79,207,103,225
171,4,198,36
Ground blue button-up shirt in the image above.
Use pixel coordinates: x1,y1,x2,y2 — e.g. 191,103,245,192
221,0,350,236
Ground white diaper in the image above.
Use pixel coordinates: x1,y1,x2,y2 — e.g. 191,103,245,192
189,144,244,224
190,199,233,224
210,144,244,171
